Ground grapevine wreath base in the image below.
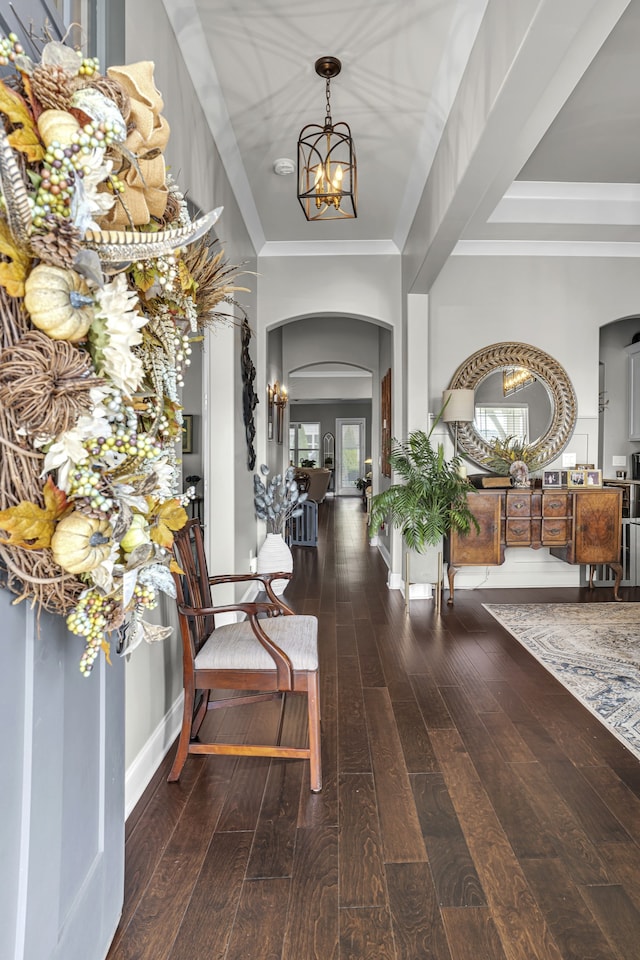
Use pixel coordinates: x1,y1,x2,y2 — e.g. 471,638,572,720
0,33,247,674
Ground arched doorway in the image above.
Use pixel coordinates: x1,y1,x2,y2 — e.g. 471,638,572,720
265,314,394,505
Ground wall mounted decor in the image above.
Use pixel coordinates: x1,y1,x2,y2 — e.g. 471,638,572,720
241,317,258,469
446,342,577,471
0,34,249,675
381,368,391,477
181,415,194,454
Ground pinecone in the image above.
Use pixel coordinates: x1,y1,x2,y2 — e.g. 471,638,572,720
30,64,82,112
31,219,82,270
69,497,108,521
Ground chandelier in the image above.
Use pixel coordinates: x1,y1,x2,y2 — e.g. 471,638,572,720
297,57,357,221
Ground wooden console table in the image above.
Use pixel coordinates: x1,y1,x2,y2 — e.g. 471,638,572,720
447,487,623,604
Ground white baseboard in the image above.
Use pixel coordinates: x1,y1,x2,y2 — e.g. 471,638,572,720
387,571,434,599
407,581,434,599
388,570,403,590
451,565,581,591
125,691,184,818
124,578,265,818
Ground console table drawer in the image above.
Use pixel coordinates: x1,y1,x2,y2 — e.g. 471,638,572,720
506,493,532,517
541,519,570,543
542,494,570,517
506,520,532,544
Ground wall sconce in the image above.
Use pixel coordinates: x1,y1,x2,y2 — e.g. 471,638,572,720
268,381,288,443
267,382,276,440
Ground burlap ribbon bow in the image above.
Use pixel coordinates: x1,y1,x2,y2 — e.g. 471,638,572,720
101,61,170,227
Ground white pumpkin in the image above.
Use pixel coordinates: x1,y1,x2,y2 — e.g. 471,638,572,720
24,265,94,342
51,513,113,575
37,109,81,147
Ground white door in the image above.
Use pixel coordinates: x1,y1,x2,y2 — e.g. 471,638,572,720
336,418,365,496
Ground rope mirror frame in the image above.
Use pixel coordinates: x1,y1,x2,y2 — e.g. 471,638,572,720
447,342,577,470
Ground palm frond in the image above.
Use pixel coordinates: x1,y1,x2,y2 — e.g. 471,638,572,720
369,423,479,550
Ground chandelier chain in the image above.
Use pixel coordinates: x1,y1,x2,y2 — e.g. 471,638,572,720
324,77,332,127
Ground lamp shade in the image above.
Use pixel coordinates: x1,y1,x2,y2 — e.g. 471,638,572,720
442,389,475,423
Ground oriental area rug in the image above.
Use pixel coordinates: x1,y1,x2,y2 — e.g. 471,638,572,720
483,602,640,761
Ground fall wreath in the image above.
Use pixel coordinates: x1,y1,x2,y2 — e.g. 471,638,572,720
0,33,246,673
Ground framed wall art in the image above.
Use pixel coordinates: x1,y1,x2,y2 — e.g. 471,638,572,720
182,414,194,454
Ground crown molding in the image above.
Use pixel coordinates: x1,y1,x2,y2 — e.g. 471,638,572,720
490,181,640,225
258,240,400,258
454,239,640,257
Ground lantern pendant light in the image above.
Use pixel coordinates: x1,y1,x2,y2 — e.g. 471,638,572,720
297,57,357,221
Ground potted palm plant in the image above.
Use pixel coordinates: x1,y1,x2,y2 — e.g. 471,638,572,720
368,415,478,588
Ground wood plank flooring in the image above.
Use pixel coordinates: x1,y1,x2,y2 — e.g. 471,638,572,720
107,497,640,960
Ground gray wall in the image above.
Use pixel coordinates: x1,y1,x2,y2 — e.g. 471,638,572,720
122,0,258,807
291,401,372,468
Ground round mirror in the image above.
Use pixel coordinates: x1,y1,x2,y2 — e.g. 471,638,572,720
474,368,554,446
447,343,577,470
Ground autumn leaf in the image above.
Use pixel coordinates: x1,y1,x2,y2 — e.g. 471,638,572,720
101,638,112,664
0,477,68,549
178,258,198,297
0,218,31,297
147,497,188,549
20,75,43,123
0,79,44,162
169,558,184,575
130,261,158,293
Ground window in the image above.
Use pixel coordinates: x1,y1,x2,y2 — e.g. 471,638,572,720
475,405,529,442
289,422,320,467
51,1,95,52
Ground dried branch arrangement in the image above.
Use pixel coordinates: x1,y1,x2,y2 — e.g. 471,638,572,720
0,33,247,673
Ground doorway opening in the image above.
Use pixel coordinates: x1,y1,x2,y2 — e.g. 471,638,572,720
335,418,365,496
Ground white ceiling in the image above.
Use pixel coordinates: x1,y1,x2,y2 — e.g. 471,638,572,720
162,0,640,268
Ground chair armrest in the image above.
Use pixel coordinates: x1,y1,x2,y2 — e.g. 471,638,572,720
208,571,292,586
177,601,294,687
207,572,295,613
177,600,288,619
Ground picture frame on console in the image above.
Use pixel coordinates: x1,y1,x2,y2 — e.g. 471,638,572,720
586,469,603,487
568,469,586,487
542,469,561,487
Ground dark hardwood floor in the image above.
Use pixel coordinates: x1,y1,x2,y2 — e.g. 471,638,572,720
107,497,640,960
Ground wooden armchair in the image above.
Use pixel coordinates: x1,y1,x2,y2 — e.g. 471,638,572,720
169,519,322,792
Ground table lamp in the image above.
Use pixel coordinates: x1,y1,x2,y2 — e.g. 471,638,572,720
442,389,475,462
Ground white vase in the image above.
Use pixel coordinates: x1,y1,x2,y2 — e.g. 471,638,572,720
257,533,293,595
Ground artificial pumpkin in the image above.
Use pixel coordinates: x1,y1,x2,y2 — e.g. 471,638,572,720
119,514,150,554
24,264,94,342
37,109,81,147
51,513,113,574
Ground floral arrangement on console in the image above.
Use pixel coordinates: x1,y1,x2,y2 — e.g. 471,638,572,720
0,32,247,675
484,435,542,482
254,465,307,536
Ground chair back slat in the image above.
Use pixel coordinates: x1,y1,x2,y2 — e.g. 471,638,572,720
172,519,216,657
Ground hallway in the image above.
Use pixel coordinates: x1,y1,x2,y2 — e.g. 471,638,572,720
108,498,640,960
